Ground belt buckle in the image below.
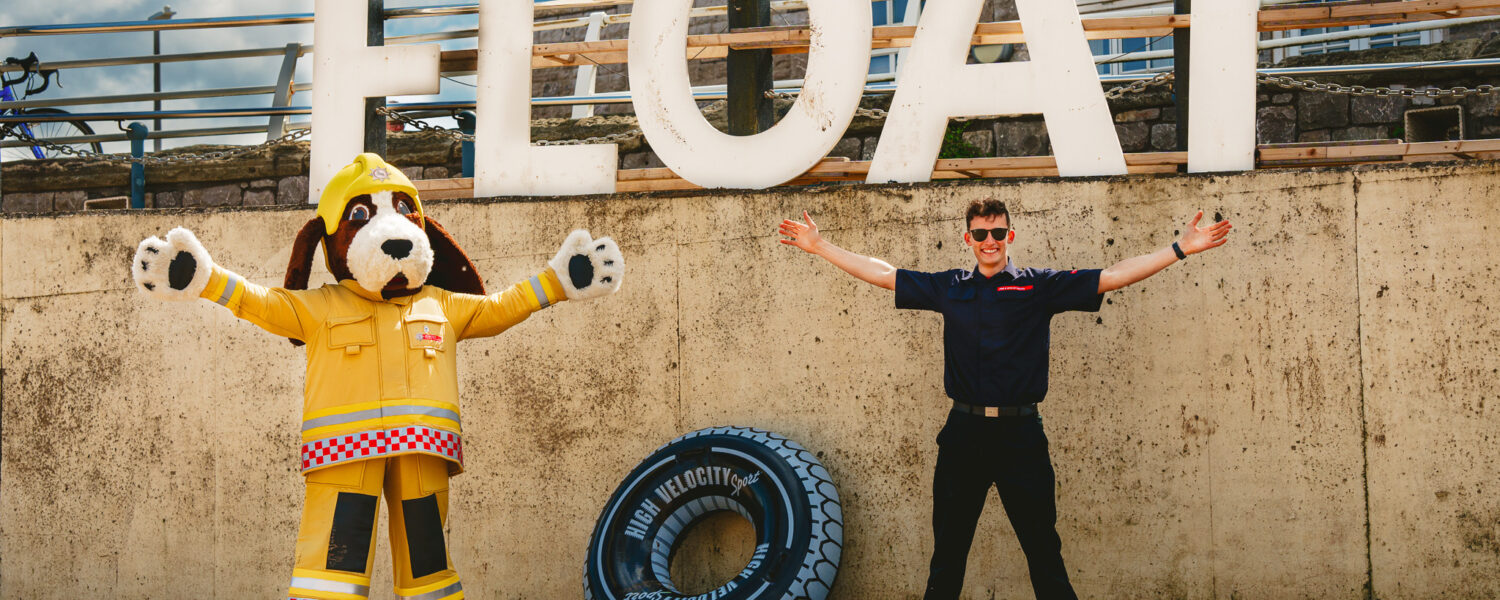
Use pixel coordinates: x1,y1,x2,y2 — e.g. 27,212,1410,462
984,406,999,417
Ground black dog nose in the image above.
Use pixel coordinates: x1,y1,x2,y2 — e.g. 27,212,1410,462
381,239,413,259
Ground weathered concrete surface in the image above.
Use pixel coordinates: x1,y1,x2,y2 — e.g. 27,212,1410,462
2,163,1499,599
1356,165,1500,599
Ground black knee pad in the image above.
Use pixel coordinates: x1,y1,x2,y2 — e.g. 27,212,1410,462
327,492,379,573
403,494,448,578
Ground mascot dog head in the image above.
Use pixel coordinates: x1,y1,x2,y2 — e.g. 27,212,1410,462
283,153,483,345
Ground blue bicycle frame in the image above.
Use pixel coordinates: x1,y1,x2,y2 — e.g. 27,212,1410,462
1,82,47,159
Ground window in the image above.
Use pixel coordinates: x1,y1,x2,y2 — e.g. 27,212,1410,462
1090,36,1174,76
870,0,915,76
1275,0,1441,60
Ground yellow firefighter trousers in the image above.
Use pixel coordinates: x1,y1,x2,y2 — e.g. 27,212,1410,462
287,454,464,600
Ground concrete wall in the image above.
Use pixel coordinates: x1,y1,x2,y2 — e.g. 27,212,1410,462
3,162,1499,599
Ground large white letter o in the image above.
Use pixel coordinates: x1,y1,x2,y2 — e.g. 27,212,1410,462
629,0,871,189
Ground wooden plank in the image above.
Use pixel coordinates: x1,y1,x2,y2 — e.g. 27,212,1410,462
1260,0,1500,30
442,2,1500,72
1407,138,1500,154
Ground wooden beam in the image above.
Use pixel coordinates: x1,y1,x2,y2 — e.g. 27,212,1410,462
1259,0,1500,30
419,141,1500,196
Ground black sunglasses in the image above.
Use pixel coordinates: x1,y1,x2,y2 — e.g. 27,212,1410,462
968,227,1009,242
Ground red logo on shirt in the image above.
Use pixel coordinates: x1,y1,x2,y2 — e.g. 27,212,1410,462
420,333,443,342
1070,270,1078,274
996,285,1033,292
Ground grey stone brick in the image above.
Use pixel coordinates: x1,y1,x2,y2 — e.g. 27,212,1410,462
1298,93,1348,130
1298,130,1331,143
994,121,1049,157
1114,122,1150,152
154,190,182,208
861,137,881,161
1350,95,1407,125
244,190,276,206
277,176,309,205
184,184,242,208
621,152,664,169
1257,106,1297,144
1332,126,1390,141
961,130,993,155
830,137,861,160
54,191,87,211
424,166,450,179
1150,124,1178,151
3,192,51,213
1114,108,1160,123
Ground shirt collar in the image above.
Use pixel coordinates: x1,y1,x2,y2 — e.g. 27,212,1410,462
339,279,417,305
962,259,1021,283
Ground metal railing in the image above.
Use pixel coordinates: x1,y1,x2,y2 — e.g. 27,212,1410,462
0,0,1494,155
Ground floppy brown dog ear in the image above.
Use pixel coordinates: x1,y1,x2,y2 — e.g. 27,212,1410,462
283,216,325,347
423,216,485,295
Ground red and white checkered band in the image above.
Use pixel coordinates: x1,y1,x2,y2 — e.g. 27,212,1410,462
301,426,463,473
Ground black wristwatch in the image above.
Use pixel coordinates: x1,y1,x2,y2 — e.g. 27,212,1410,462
1172,241,1187,260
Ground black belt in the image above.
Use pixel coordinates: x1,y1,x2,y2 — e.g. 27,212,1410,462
952,400,1037,418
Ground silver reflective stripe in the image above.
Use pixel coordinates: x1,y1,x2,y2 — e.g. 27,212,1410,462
289,576,370,597
398,581,463,600
215,274,239,307
302,405,460,432
528,275,550,309
383,405,460,423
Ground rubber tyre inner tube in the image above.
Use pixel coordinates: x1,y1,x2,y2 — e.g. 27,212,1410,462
584,426,843,600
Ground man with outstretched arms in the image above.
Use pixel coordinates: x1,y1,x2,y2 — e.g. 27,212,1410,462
777,200,1231,600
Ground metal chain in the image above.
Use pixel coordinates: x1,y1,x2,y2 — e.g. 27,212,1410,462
376,106,644,146
377,106,474,142
5,126,309,165
1103,71,1175,99
1256,73,1497,98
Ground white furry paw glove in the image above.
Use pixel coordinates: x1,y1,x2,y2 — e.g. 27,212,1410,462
548,229,623,301
132,227,215,301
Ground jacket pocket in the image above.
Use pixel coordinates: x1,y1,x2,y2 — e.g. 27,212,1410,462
326,313,375,353
404,313,449,355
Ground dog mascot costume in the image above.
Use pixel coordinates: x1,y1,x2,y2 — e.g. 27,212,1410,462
130,153,624,600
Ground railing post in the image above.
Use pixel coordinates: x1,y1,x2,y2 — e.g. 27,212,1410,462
126,122,149,209
727,0,773,135
1174,0,1191,156
456,111,476,178
364,0,387,156
267,42,301,141
571,12,607,120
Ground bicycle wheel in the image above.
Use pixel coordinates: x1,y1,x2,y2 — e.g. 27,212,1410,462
2,108,102,161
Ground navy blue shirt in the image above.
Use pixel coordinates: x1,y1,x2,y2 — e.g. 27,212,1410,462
895,259,1104,407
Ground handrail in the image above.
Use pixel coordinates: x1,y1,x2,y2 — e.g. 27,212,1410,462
3,57,1497,126
0,0,1487,151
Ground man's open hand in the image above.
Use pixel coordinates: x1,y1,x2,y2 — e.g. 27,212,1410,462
1178,211,1232,255
778,211,825,254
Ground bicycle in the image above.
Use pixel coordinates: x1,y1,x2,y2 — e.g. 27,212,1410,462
0,52,102,161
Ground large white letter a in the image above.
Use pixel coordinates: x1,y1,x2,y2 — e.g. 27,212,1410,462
868,0,1126,182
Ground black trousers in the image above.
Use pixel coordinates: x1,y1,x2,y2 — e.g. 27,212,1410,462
923,412,1077,600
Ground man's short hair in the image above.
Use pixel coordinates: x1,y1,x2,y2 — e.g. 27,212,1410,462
965,199,1010,229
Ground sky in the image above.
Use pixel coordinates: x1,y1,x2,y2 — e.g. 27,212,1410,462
0,1,483,156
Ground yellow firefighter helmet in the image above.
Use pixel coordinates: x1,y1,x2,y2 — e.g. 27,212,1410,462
316,153,424,235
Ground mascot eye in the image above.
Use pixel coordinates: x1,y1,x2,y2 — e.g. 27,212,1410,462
396,201,413,216
349,205,370,221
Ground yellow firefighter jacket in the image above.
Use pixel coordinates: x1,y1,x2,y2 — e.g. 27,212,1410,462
198,265,567,476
